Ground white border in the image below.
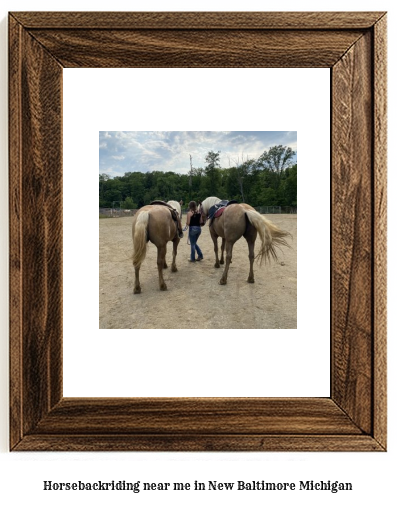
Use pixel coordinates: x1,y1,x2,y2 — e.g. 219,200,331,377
63,68,330,397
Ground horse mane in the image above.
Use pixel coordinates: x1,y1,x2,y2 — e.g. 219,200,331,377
166,200,182,217
201,196,221,215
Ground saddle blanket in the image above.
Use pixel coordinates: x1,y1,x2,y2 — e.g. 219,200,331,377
214,207,226,218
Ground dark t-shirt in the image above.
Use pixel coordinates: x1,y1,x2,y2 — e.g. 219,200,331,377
189,212,201,226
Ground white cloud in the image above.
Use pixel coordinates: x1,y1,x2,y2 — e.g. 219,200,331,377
99,131,297,176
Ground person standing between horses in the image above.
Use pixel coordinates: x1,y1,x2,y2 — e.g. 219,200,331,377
186,201,204,262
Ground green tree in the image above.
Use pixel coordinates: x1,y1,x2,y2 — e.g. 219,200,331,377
122,196,137,209
259,187,278,206
257,145,295,174
98,145,297,210
99,173,111,206
278,164,297,206
204,150,221,196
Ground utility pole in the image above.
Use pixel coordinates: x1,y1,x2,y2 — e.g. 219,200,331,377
189,154,193,201
237,160,245,203
232,157,245,203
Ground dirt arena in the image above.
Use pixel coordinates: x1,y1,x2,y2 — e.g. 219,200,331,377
99,214,297,329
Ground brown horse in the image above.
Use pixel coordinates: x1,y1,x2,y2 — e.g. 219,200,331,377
200,197,291,285
132,204,180,293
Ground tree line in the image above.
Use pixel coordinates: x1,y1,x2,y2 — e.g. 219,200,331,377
99,145,297,209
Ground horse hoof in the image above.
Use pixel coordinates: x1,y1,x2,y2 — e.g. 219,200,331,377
160,284,168,291
133,287,141,294
163,264,168,269
215,263,220,268
219,279,227,285
220,259,224,265
171,266,178,272
247,278,255,283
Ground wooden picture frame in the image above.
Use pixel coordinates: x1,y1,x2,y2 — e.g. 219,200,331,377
9,11,387,451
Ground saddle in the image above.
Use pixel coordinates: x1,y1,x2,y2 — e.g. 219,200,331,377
208,200,238,220
150,200,180,219
150,200,183,238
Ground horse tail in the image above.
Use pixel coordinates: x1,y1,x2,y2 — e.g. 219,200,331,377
132,211,149,267
245,210,291,265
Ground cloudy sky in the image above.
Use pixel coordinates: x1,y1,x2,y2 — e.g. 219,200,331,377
99,131,297,177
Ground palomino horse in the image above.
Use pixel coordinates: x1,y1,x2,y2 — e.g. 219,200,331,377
200,197,290,285
132,203,181,293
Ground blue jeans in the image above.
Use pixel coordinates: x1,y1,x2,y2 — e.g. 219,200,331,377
189,226,203,261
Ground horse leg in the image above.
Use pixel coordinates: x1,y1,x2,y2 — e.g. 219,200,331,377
157,245,167,291
244,224,257,283
247,239,255,283
212,234,220,268
133,265,142,294
219,241,234,285
171,237,180,272
220,238,225,264
162,244,168,269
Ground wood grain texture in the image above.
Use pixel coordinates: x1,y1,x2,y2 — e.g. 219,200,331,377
9,15,23,450
9,16,64,445
21,28,64,433
11,11,385,29
9,11,387,452
373,14,387,449
14,435,383,452
27,29,363,68
332,32,373,435
32,398,362,435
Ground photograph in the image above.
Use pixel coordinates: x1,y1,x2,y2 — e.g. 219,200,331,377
99,131,297,329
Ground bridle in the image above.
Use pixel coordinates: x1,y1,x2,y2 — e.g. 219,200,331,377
199,203,207,226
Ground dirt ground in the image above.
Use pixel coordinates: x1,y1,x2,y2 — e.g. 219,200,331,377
99,214,297,329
